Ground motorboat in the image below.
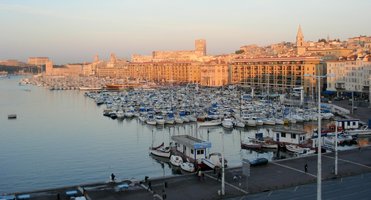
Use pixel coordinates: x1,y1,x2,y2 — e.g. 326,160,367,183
149,143,171,158
285,144,310,154
201,153,227,169
170,155,183,167
180,162,195,173
155,115,165,125
241,139,262,150
197,119,222,127
222,118,234,129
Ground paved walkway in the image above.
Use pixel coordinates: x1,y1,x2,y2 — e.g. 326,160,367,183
5,146,371,200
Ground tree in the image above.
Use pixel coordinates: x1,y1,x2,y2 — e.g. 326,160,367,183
235,50,244,54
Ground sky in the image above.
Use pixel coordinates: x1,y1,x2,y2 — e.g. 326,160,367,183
0,0,370,64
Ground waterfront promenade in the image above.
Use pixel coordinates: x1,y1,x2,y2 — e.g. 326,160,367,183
5,146,371,200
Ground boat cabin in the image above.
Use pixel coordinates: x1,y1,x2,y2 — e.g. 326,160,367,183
335,119,359,130
171,135,211,161
273,128,307,145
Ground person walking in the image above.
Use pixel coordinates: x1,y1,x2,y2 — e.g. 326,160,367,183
111,173,116,182
304,163,308,173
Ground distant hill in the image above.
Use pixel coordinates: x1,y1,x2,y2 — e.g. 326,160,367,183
0,59,28,67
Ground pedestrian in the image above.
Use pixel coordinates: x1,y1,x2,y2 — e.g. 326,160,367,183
148,181,152,191
162,189,167,200
56,193,60,200
198,169,202,181
111,173,116,182
202,171,205,181
304,163,308,173
217,170,221,181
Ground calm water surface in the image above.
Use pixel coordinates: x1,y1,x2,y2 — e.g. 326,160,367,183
0,76,314,193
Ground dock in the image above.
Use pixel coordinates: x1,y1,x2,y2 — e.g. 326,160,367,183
3,146,371,200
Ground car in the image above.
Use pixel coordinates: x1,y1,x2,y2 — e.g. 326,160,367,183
249,158,268,167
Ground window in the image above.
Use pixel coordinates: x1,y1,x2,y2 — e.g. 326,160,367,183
197,149,204,155
281,133,286,137
191,149,194,154
291,134,296,139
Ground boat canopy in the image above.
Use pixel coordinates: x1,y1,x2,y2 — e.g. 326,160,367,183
172,135,212,150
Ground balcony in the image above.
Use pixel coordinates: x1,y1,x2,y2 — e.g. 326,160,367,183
362,86,370,92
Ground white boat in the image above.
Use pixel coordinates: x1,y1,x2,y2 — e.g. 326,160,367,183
187,115,197,122
79,87,102,91
139,115,146,122
170,155,183,167
275,118,285,125
149,143,171,158
198,119,222,127
125,111,134,118
285,144,309,154
175,117,184,124
116,110,125,119
234,119,245,128
155,115,165,125
263,118,276,125
222,118,234,129
201,153,227,169
180,162,195,173
146,117,157,125
256,118,264,126
247,118,257,127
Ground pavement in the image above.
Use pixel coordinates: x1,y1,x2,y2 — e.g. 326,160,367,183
4,146,371,200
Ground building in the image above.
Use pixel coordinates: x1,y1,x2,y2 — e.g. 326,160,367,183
229,57,325,95
131,39,207,62
327,56,371,95
296,25,306,56
28,57,50,66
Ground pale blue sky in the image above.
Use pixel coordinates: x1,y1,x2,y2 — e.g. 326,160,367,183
0,0,370,64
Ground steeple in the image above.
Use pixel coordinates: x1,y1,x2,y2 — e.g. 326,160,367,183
296,25,304,47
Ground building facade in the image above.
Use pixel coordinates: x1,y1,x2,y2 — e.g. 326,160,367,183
229,57,325,94
327,56,371,94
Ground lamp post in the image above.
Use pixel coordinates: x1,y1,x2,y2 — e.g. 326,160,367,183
335,120,338,176
304,72,334,200
221,131,225,196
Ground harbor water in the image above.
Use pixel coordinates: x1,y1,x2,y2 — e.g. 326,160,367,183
1,76,319,193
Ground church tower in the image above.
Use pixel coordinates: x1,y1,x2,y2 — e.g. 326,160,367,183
296,25,306,55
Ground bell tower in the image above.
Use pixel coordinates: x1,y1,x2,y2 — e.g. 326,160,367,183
296,25,306,55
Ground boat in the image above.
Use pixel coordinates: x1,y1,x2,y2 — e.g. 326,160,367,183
285,144,310,154
105,84,125,90
197,119,222,127
149,143,171,158
170,155,183,167
79,87,102,91
180,162,195,173
241,139,262,150
222,118,234,129
155,115,165,125
201,153,227,169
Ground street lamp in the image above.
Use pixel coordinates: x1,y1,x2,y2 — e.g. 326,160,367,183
220,131,225,196
304,72,334,200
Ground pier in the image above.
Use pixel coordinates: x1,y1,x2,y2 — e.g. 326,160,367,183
4,146,371,200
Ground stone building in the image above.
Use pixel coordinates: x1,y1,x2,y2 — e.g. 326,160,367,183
229,57,325,95
327,55,371,95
